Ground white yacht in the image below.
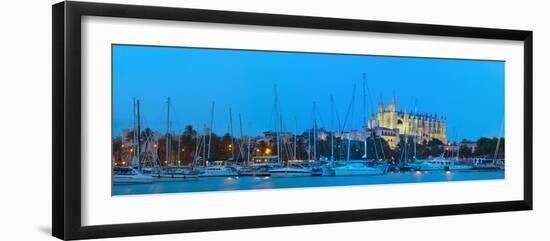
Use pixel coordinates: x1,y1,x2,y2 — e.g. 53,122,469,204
149,166,198,181
198,165,238,177
269,165,312,178
332,162,385,176
113,166,153,184
472,158,502,170
415,157,472,171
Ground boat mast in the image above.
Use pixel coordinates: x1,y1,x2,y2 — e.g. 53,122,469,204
203,124,207,166
455,130,460,161
192,129,202,169
294,117,297,160
177,130,181,165
280,114,284,162
207,101,215,161
347,85,356,161
400,126,408,167
413,101,417,161
229,108,234,160
307,128,311,161
136,99,141,169
274,84,281,164
313,101,317,161
165,97,171,166
493,124,504,165
362,73,368,159
131,98,138,167
239,113,244,162
247,122,251,166
330,95,335,161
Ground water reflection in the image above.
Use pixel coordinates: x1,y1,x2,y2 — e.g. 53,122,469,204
113,170,504,196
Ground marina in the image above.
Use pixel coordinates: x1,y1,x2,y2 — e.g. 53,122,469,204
111,45,505,195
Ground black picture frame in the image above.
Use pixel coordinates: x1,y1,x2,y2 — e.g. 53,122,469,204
52,1,533,240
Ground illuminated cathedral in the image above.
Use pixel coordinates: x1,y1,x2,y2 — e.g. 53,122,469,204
368,96,447,149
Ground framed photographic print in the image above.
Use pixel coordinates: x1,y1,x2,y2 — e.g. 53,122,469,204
52,1,533,240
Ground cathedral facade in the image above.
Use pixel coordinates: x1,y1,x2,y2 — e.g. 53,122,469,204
368,96,447,149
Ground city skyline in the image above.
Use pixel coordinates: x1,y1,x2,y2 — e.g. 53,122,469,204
113,45,505,141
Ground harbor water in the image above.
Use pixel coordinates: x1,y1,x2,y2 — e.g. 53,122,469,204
113,170,504,195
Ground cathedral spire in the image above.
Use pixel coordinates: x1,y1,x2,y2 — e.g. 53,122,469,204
389,95,396,112
378,95,384,113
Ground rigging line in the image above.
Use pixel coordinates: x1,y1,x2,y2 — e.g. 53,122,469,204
493,121,504,163
346,85,356,161
330,96,343,132
280,116,292,161
363,75,386,160
341,85,357,132
315,108,327,130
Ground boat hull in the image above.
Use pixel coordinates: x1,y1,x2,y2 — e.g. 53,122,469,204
151,174,198,181
113,176,153,184
333,169,384,176
199,173,238,177
269,172,311,178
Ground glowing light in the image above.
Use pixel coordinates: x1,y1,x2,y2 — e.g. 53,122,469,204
256,149,260,152
182,148,185,151
415,171,421,175
154,144,158,148
228,144,232,148
265,148,272,155
121,161,126,165
264,176,270,179
178,161,181,164
121,144,125,148
129,148,133,152
446,171,451,175
226,177,233,180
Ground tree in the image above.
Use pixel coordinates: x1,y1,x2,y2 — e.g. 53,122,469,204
459,144,473,158
473,137,504,157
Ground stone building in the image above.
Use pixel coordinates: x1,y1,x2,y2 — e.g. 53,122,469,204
368,96,447,149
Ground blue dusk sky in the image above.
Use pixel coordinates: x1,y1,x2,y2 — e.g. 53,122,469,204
112,45,504,141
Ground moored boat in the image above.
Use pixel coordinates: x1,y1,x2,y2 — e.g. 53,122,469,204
113,166,153,184
198,165,238,177
269,165,312,177
149,166,198,181
471,158,502,170
332,162,385,176
415,156,472,171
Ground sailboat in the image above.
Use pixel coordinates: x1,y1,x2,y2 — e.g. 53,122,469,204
197,103,238,177
269,85,312,177
330,82,386,176
149,98,198,181
113,98,154,184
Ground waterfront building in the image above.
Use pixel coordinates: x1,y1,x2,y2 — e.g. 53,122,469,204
368,96,447,149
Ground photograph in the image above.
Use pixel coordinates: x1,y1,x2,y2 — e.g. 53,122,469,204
111,44,505,195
